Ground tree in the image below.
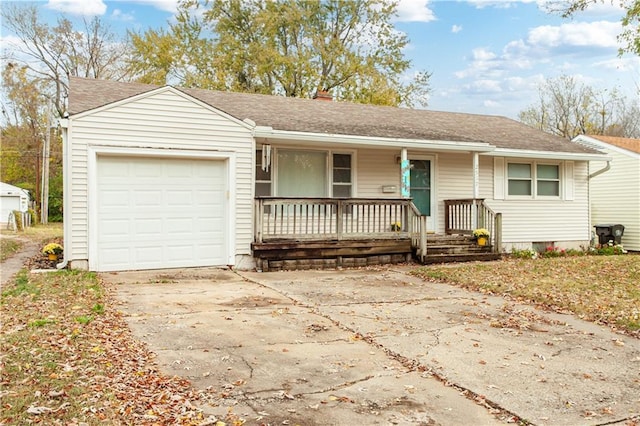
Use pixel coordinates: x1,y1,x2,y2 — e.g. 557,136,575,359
1,4,130,117
127,0,431,107
546,0,640,56
0,63,55,217
519,75,640,139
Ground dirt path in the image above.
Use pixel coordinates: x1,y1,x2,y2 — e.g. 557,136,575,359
0,235,40,287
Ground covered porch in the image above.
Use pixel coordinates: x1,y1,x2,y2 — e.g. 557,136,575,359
252,197,502,270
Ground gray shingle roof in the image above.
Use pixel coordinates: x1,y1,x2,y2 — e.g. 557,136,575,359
68,77,599,155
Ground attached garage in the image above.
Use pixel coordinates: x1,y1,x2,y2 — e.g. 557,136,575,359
93,154,229,271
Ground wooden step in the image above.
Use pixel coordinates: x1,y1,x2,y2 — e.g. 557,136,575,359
422,252,501,264
425,244,492,255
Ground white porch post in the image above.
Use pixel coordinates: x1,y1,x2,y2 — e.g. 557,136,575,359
400,148,409,198
472,152,479,230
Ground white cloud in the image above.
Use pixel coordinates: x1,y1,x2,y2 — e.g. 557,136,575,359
127,0,180,14
528,21,620,49
46,0,107,16
395,0,436,22
111,9,135,22
468,79,503,94
467,0,537,9
451,25,463,34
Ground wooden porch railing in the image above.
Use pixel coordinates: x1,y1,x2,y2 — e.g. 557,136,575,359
254,197,428,260
444,198,502,252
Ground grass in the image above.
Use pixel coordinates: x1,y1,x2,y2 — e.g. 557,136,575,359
1,223,208,424
1,222,63,262
411,255,640,335
1,222,63,240
0,268,207,425
0,238,23,262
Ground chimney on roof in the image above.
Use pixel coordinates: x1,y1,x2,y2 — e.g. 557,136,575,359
313,89,333,101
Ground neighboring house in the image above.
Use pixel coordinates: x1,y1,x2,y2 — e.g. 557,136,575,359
0,182,30,228
572,135,640,251
60,77,608,272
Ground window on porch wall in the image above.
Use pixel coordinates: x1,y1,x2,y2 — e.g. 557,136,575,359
255,149,352,198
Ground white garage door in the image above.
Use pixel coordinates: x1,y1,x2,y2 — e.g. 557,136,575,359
1,196,20,225
96,156,227,271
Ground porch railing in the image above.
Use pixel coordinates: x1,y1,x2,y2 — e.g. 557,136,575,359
444,198,502,252
254,197,427,258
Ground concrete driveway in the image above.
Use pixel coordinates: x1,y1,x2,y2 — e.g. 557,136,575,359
106,266,640,425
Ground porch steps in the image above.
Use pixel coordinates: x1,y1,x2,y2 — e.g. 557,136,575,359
417,234,501,264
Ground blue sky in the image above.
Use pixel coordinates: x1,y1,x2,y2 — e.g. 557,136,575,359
2,0,639,119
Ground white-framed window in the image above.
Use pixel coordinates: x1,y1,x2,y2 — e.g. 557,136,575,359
507,161,561,198
255,149,272,197
332,153,352,197
255,148,353,197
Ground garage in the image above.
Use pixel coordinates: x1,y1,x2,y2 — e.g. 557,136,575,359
95,155,228,271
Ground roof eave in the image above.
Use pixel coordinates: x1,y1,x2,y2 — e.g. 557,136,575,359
486,147,611,161
253,127,496,153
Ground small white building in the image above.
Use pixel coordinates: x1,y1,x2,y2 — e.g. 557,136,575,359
573,135,640,251
0,182,31,228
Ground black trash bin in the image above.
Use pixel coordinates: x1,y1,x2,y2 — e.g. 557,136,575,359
594,224,625,245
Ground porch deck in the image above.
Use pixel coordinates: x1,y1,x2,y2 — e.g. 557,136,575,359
252,197,501,271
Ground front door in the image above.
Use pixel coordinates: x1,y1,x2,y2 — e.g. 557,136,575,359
410,158,435,231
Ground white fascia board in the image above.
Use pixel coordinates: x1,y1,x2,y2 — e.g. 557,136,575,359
573,135,640,160
485,148,611,162
253,127,495,153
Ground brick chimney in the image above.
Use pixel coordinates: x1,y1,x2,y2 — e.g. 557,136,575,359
313,89,333,101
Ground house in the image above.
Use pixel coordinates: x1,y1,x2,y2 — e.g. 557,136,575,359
59,77,608,272
572,135,640,251
0,182,30,228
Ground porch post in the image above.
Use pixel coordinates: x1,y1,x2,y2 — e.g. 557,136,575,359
400,148,409,198
472,152,479,230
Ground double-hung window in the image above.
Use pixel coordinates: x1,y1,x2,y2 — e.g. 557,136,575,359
507,162,560,198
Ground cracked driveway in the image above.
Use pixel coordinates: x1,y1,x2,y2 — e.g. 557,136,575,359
108,266,640,425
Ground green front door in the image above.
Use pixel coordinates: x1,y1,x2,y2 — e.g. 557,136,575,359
410,159,431,216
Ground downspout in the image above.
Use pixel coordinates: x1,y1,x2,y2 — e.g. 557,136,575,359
588,160,611,179
56,118,70,269
587,159,611,246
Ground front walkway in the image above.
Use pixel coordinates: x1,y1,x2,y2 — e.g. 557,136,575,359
108,267,640,425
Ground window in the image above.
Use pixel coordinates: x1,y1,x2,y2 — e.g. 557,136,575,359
255,149,272,197
507,162,560,198
332,153,352,197
536,164,559,196
507,163,532,196
255,149,353,198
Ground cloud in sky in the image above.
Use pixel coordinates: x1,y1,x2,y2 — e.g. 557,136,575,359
527,21,620,50
457,19,622,81
395,0,436,22
127,0,179,13
45,0,179,16
452,25,463,34
46,0,107,16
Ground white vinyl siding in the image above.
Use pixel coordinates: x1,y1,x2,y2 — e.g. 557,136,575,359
68,88,254,267
488,160,590,247
589,150,640,251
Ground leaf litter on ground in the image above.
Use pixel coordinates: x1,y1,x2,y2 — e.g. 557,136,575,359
411,255,640,338
0,267,227,425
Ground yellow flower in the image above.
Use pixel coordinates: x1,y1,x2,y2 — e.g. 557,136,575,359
42,243,63,255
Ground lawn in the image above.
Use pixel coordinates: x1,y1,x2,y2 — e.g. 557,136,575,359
411,255,640,336
0,223,220,425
